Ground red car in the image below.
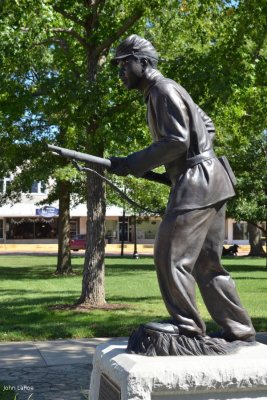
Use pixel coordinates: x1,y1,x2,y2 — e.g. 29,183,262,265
70,234,86,251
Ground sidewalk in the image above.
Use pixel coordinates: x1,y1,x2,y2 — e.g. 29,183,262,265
0,337,126,400
0,334,267,400
0,243,155,256
0,243,255,256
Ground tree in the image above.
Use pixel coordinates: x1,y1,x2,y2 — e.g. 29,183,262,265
0,0,172,304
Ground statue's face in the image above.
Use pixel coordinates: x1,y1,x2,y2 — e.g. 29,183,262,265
118,56,144,90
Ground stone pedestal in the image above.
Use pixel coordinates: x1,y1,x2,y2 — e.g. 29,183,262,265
89,340,267,400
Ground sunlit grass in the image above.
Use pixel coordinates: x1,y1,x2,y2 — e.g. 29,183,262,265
0,255,266,341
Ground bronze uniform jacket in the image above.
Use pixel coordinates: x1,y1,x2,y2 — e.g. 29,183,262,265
126,70,235,212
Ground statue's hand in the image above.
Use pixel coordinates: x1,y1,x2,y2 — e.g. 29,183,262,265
108,156,130,176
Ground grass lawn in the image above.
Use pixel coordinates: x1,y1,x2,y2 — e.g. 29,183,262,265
0,255,266,341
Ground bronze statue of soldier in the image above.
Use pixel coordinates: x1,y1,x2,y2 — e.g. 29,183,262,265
109,35,255,355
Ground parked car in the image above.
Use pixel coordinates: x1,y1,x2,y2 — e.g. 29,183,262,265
70,234,86,251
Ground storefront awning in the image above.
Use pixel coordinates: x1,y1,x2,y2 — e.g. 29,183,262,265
0,203,39,217
0,202,126,218
70,204,126,217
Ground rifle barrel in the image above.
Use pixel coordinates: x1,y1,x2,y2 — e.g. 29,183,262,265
47,144,111,168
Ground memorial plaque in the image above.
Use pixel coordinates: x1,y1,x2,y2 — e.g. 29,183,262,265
99,373,121,400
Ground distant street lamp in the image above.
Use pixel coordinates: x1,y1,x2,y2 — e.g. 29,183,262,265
133,214,139,259
120,207,126,257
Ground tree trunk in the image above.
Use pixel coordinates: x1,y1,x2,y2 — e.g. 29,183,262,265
77,162,106,305
248,222,266,257
56,180,72,274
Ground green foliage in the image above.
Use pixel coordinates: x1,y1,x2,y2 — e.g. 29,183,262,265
0,0,266,224
106,172,169,216
226,134,266,222
154,0,267,223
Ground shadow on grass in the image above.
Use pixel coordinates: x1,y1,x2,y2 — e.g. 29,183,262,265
0,261,155,281
0,266,84,280
234,277,267,280
107,295,161,303
106,265,155,277
251,317,267,332
0,277,164,339
1,291,160,308
1,301,266,339
0,286,161,317
222,264,266,273
1,290,267,339
0,256,264,280
220,261,267,281
0,300,168,339
0,265,55,280
0,289,79,299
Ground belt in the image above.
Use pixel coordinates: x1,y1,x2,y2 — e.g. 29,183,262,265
186,149,216,169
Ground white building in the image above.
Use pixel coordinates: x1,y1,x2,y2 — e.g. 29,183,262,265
0,178,250,245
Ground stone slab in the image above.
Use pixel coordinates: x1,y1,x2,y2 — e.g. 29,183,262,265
89,340,267,400
34,339,98,365
0,342,46,367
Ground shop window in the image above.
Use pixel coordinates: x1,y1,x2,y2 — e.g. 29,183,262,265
0,220,3,239
105,220,118,241
233,221,248,240
224,219,228,241
119,216,129,241
70,219,78,237
137,219,159,240
6,218,58,239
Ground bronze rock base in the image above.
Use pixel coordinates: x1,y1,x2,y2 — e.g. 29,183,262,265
127,322,255,356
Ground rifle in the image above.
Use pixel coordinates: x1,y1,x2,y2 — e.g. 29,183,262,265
47,144,171,186
47,144,170,214
47,144,111,168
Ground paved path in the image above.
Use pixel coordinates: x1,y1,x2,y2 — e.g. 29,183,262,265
0,334,267,400
0,337,125,400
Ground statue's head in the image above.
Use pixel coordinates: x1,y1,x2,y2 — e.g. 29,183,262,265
112,35,158,90
112,34,158,68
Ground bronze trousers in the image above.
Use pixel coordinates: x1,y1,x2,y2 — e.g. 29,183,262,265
154,202,255,340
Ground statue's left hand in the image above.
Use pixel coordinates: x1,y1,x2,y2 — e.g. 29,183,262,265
108,156,130,176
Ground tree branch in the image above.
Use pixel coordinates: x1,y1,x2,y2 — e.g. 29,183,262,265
50,28,87,48
94,9,143,57
83,0,106,38
53,6,84,27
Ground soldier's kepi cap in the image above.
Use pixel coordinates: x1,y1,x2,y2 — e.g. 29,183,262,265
111,34,158,65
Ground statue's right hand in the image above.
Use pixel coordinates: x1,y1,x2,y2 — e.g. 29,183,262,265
108,157,130,176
